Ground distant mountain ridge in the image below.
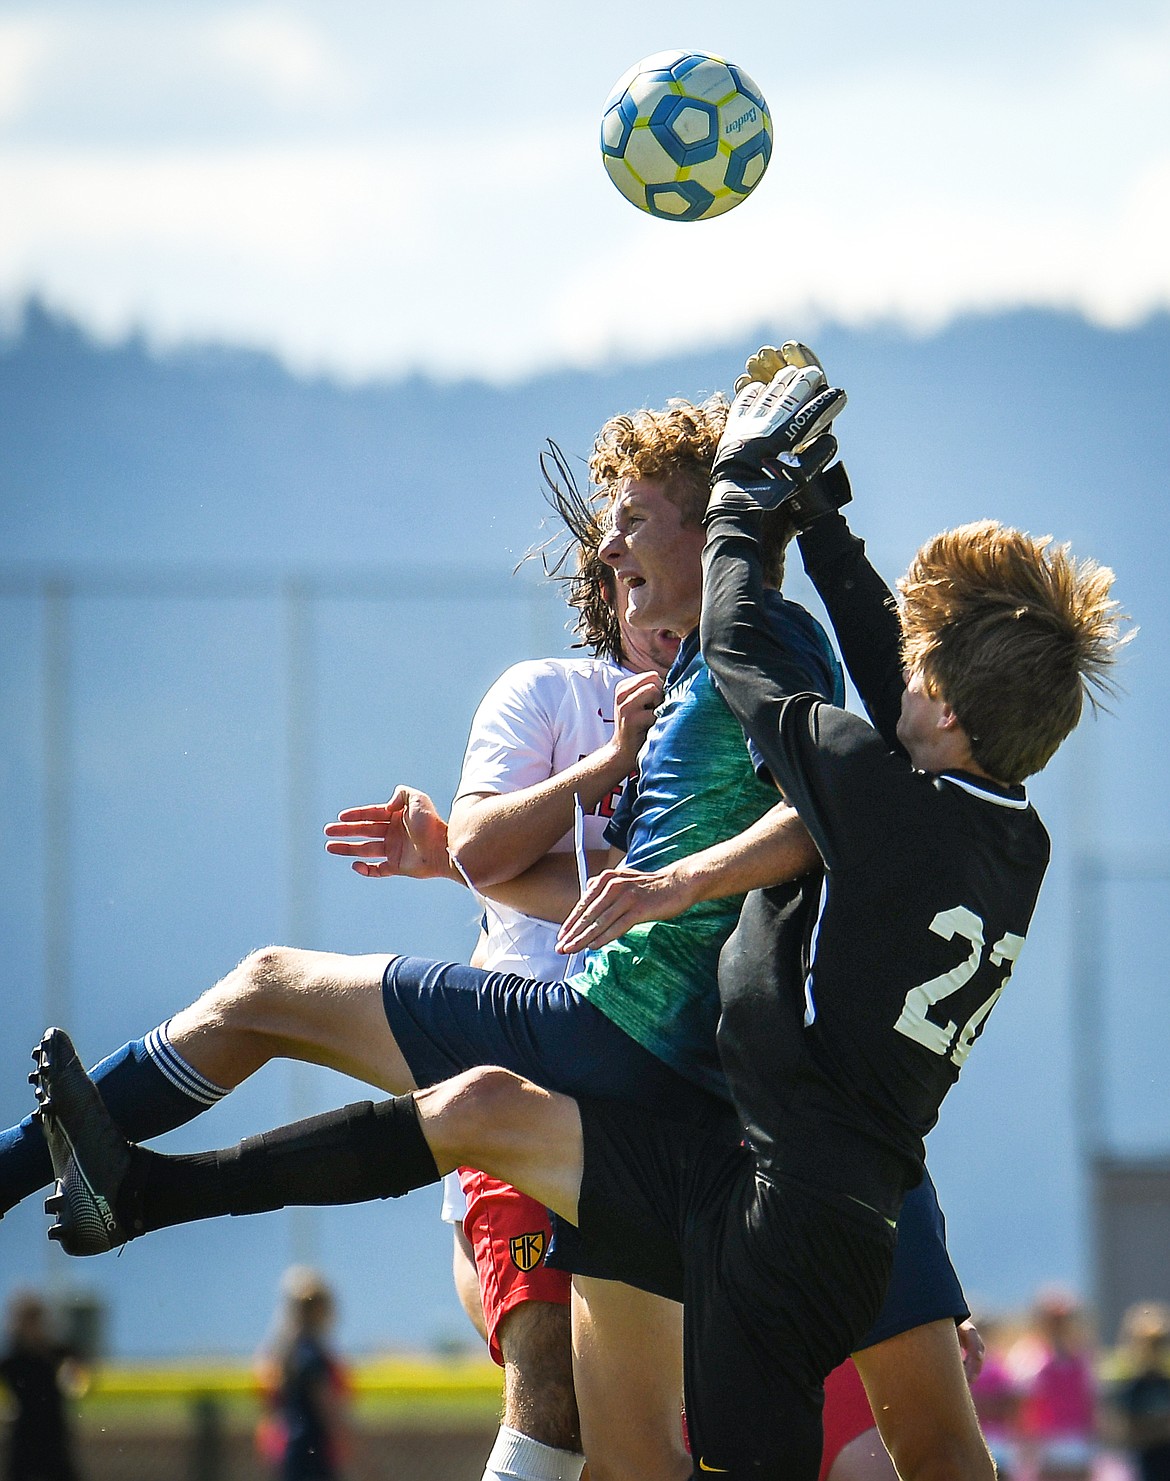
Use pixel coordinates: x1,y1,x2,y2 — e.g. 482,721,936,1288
5,299,1168,576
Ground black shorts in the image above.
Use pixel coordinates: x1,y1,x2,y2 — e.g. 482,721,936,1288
567,1098,897,1480
551,1134,965,1343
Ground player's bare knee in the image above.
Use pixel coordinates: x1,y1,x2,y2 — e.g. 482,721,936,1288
233,945,311,1020
420,1068,539,1172
447,1065,532,1132
186,946,303,1035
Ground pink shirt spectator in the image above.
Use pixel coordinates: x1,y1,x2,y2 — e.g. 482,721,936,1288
1019,1348,1096,1441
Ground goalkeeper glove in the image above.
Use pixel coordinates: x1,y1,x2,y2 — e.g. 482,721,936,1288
708,364,849,527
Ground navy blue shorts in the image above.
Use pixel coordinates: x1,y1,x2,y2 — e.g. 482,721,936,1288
854,1171,968,1349
381,954,736,1134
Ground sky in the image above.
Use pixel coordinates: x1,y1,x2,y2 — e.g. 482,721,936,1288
1,0,1169,382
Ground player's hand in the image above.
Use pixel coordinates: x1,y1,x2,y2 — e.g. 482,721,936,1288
611,670,664,767
557,863,694,953
957,1320,986,1384
712,358,845,485
709,342,849,527
733,340,824,394
323,786,454,880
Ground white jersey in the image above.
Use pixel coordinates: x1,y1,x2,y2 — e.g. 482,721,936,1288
452,655,628,981
441,654,628,1224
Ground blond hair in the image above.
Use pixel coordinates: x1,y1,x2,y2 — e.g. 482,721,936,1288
590,396,795,585
590,397,728,525
898,520,1129,784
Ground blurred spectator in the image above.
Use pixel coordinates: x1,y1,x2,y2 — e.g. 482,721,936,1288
0,1290,86,1481
1010,1286,1098,1481
969,1317,1023,1480
255,1268,351,1481
1104,1302,1170,1481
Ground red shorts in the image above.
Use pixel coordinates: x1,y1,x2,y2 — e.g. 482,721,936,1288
820,1359,877,1480
458,1168,571,1367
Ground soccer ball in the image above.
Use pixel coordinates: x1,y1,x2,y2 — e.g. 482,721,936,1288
600,50,772,222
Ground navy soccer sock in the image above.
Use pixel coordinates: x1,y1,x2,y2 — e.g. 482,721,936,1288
0,1022,227,1215
124,1096,441,1234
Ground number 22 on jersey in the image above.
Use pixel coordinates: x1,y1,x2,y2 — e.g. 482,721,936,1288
895,905,1025,1069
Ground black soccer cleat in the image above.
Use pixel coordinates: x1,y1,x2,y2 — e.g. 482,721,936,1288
30,1028,132,1256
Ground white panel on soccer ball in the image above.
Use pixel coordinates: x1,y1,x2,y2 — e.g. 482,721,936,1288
652,187,704,219
734,149,768,191
670,103,716,149
604,59,645,106
626,70,676,116
676,57,737,107
691,154,731,194
701,192,743,220
603,158,648,208
623,128,680,185
601,104,631,153
640,49,688,73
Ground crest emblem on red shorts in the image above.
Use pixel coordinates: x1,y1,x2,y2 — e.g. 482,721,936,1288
509,1230,546,1272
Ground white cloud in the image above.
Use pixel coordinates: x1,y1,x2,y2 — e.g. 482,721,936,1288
207,8,356,108
0,15,64,121
1097,14,1170,91
0,129,579,376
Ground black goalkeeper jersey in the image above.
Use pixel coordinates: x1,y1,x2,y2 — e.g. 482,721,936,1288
701,509,1051,1219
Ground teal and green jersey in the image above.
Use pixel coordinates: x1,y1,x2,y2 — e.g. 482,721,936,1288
571,592,843,1098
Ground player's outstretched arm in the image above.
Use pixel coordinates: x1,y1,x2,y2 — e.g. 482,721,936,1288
448,670,662,889
701,360,862,813
556,802,820,953
795,514,909,750
714,346,906,745
326,785,615,934
324,785,460,880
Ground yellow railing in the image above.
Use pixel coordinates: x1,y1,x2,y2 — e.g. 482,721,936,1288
90,1353,501,1401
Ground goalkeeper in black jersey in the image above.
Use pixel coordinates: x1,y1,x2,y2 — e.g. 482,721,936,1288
29,350,1128,1480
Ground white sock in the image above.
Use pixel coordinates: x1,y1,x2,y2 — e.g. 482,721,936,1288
481,1424,585,1481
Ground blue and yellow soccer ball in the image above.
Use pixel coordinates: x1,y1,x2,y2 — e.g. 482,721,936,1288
600,50,772,222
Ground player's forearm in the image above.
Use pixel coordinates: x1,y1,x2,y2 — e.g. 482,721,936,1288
479,850,610,924
797,511,906,747
448,744,632,889
700,514,809,767
557,806,819,953
670,802,820,902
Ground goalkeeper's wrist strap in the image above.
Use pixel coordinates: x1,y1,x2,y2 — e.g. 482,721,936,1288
777,460,852,530
706,477,776,520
